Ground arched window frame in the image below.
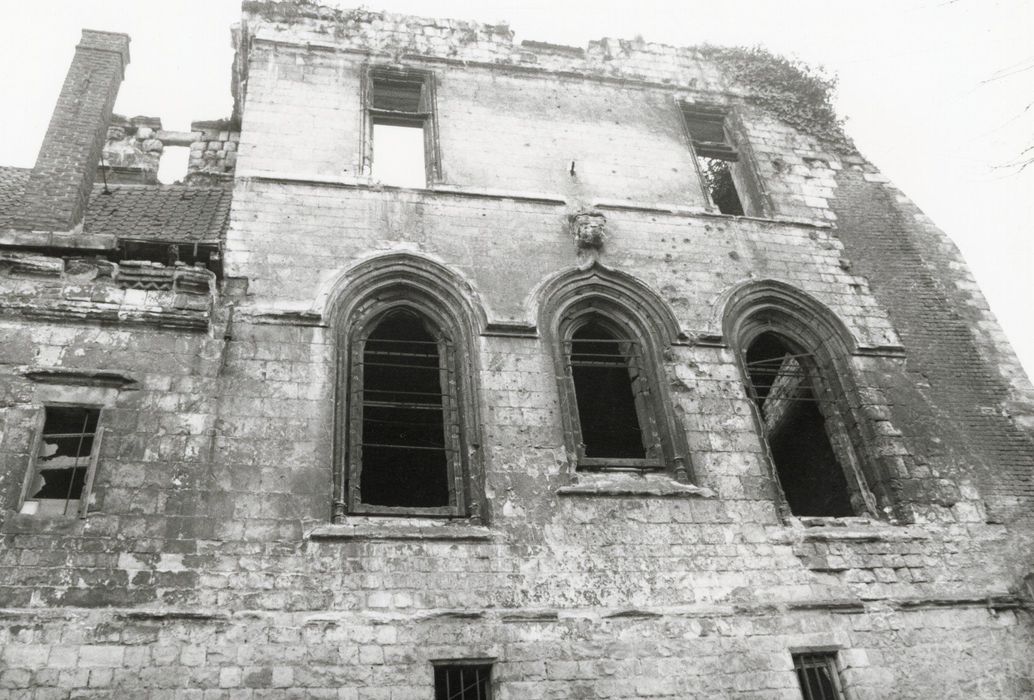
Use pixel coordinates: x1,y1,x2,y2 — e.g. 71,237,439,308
559,311,667,469
722,281,892,520
326,254,486,524
539,265,692,483
343,302,467,518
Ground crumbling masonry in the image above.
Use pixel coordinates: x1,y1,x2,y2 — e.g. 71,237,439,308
1,3,1034,698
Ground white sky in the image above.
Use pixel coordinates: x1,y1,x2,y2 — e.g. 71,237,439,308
1,0,1031,378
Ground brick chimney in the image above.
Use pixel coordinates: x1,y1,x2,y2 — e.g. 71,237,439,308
12,30,130,233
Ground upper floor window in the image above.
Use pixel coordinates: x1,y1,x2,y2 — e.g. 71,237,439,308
345,308,466,516
682,103,763,216
540,266,693,483
565,318,664,468
724,281,891,520
365,66,439,187
19,406,104,517
744,332,855,517
330,254,487,525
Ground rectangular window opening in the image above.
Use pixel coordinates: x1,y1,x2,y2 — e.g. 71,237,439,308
371,123,427,188
433,663,493,700
683,105,747,216
793,652,846,700
368,68,433,188
21,406,102,517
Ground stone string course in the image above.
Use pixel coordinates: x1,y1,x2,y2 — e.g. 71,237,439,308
0,2,1032,698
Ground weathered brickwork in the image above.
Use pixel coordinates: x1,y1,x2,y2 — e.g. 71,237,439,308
1,2,1033,698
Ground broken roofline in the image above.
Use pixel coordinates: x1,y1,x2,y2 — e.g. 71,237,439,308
238,2,849,151
239,1,745,87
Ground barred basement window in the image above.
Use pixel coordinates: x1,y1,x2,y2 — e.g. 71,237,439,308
563,318,664,470
681,104,762,216
365,66,439,187
346,308,466,516
793,652,846,700
19,406,104,517
433,662,493,700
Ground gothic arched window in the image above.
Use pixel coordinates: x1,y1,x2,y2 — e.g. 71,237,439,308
347,309,463,514
329,255,487,524
724,281,886,519
563,317,663,467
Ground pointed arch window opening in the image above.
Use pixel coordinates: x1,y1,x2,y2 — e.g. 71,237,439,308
564,319,665,470
347,309,466,516
743,332,855,518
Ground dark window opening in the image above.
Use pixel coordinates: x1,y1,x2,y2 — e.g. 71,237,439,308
793,652,846,700
358,310,451,509
23,406,101,517
683,105,747,215
369,69,431,188
700,158,744,216
569,321,647,460
746,332,853,517
118,240,222,279
434,663,492,700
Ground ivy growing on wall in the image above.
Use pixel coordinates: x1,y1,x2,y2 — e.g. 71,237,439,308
697,45,855,154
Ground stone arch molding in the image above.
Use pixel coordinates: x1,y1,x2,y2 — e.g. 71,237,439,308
535,261,693,482
316,252,488,333
716,278,857,353
533,261,686,345
321,252,489,524
718,278,912,521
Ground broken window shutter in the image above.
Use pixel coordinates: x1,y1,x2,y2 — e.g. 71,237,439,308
18,411,46,510
77,426,104,518
561,338,587,459
625,342,663,462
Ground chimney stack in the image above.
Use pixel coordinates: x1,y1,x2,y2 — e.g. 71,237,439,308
12,30,130,233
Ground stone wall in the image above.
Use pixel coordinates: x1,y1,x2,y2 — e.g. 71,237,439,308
102,116,238,185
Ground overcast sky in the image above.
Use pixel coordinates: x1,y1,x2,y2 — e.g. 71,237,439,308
1,0,1031,378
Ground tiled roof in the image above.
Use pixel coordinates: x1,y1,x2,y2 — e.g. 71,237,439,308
0,166,230,242
84,184,231,243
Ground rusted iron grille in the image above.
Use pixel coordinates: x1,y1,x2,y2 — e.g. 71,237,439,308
793,653,845,700
434,664,491,700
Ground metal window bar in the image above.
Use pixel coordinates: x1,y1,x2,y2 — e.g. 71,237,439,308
744,352,840,405
27,408,101,517
564,334,662,462
436,664,491,700
793,653,845,700
348,321,465,514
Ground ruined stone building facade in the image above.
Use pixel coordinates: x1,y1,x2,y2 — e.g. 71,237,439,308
2,2,1034,698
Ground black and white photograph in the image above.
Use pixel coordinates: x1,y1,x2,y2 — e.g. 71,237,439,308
0,1,1031,697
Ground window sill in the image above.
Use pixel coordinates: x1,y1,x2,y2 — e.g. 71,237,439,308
769,517,930,544
2,511,85,533
307,518,499,542
556,472,715,499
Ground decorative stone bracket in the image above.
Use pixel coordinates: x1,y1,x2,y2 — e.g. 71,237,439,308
570,209,607,250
